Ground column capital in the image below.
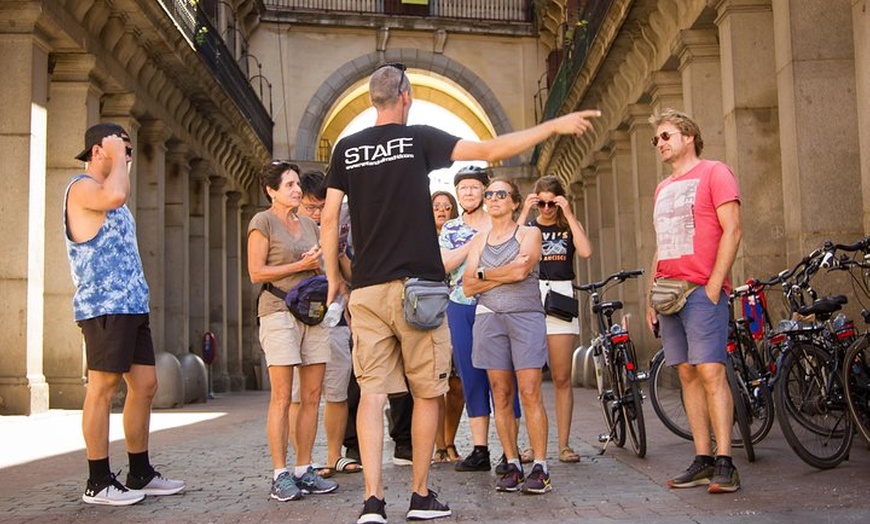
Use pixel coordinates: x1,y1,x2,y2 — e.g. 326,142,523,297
226,191,242,206
49,52,97,82
645,71,682,104
210,175,229,193
139,119,172,145
190,159,213,184
608,130,632,151
624,103,653,131
673,29,720,69
167,140,190,166
0,3,41,32
101,92,138,118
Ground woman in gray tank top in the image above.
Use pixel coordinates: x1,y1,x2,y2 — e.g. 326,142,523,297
461,178,553,495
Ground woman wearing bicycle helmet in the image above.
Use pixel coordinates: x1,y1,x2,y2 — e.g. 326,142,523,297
440,166,522,472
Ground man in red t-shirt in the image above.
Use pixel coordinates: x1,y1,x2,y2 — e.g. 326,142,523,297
645,109,743,494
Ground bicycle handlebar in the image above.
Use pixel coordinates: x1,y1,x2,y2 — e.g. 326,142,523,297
574,269,644,292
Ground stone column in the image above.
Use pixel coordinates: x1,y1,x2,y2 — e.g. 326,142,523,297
165,142,191,355
43,53,99,409
646,71,684,183
241,202,260,390
189,161,211,361
855,0,870,233
715,0,786,282
136,120,170,353
569,181,591,343
225,190,245,391
674,28,725,162
580,169,601,282
209,176,229,393
770,0,861,256
608,129,650,353
0,12,49,414
593,150,617,282
625,104,659,333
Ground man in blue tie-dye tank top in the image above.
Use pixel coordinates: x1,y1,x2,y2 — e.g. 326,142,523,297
64,123,184,506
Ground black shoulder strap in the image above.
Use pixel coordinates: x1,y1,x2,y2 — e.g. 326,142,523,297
263,282,286,300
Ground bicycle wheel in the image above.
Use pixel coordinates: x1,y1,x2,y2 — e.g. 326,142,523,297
608,361,627,448
729,350,776,445
726,358,755,462
774,343,853,469
843,334,870,444
648,349,692,441
620,342,646,457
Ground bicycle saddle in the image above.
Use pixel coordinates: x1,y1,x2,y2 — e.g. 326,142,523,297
592,300,623,316
797,295,847,318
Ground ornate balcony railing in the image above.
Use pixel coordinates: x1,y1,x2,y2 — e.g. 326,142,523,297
265,0,532,22
540,0,613,122
158,0,274,151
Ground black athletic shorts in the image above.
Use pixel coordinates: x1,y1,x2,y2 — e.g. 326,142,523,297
78,314,156,373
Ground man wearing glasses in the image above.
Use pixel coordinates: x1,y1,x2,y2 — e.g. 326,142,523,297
321,62,600,523
64,123,185,506
645,109,743,493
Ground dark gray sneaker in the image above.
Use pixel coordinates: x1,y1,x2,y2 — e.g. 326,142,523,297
666,457,715,488
270,471,303,501
708,457,741,493
454,447,491,472
293,466,338,494
357,495,387,524
406,490,452,520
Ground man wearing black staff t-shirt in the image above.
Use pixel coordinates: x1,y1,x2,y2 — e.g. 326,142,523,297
321,62,600,524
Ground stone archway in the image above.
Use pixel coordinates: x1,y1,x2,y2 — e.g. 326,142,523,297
294,49,518,166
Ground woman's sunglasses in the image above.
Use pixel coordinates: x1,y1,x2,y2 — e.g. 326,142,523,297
537,200,557,209
484,190,509,200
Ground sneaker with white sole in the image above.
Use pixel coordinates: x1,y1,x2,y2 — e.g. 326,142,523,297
293,466,339,494
83,472,145,506
271,471,303,501
125,470,185,495
406,489,451,520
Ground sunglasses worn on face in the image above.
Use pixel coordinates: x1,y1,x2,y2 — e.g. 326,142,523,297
433,203,452,211
651,130,682,147
376,62,407,96
537,200,557,209
484,190,509,201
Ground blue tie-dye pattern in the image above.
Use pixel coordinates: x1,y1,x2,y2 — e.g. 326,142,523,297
64,175,150,321
439,217,479,305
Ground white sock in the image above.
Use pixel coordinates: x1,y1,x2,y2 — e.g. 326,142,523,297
273,468,288,481
294,465,310,477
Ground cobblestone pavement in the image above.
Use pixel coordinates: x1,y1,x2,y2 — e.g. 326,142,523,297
1,382,869,524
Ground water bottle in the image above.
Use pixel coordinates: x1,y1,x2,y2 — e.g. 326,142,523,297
322,295,346,327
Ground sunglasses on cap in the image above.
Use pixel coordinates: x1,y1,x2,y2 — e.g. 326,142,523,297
375,62,407,96
650,130,682,147
537,200,557,209
484,190,510,201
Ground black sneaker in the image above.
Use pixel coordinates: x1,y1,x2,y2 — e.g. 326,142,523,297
666,456,715,488
708,457,741,494
494,454,510,475
454,447,491,472
357,495,387,524
406,490,452,521
393,442,413,466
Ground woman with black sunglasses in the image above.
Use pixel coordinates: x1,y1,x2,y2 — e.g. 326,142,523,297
462,178,552,494
517,174,592,465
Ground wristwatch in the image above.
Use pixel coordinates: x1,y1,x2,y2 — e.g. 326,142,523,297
476,268,486,280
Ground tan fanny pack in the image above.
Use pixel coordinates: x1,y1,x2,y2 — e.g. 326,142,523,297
649,278,698,315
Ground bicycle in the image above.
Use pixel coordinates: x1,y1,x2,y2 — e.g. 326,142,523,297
574,269,648,458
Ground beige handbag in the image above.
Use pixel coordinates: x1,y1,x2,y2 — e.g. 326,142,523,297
649,278,698,315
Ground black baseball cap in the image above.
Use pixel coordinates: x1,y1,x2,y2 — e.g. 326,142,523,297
75,122,130,161
453,166,490,187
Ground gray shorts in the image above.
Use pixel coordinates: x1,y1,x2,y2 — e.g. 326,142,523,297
292,325,352,403
660,287,729,366
472,311,548,371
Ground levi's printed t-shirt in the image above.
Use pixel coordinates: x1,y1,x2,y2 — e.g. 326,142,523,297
653,160,740,290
